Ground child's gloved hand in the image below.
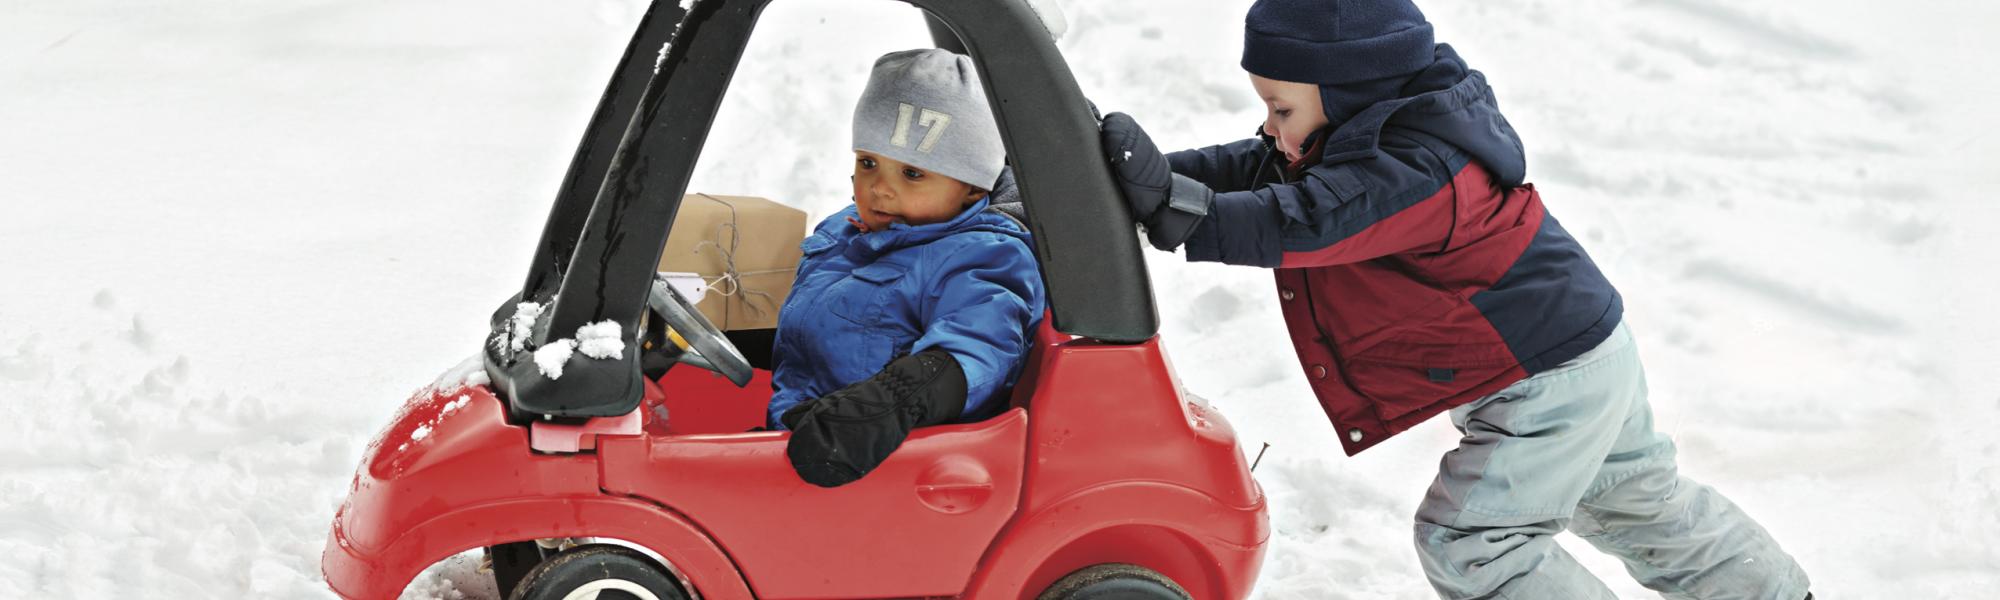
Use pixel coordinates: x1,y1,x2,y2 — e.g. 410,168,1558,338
1099,111,1214,251
781,349,968,487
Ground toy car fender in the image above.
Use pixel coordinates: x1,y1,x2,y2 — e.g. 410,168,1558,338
320,385,753,600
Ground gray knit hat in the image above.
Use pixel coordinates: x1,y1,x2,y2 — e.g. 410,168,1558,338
852,49,1005,190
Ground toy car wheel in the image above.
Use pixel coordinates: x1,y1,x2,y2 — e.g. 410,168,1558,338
1036,563,1192,600
508,544,688,600
487,542,548,598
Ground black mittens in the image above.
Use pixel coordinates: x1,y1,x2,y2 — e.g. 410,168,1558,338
1100,111,1214,251
782,349,968,487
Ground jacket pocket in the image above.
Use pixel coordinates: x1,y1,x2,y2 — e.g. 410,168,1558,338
827,263,909,326
1341,339,1517,423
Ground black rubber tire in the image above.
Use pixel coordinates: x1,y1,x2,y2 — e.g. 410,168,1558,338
1037,563,1193,600
508,544,689,600
486,542,547,599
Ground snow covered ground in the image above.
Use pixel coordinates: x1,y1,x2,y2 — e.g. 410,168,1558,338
3,0,1996,597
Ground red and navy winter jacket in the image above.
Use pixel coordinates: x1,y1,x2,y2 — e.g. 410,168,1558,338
1169,45,1622,455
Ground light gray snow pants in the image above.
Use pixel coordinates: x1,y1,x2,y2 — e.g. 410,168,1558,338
1413,323,1810,600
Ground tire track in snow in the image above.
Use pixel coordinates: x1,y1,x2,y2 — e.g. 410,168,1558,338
1637,0,1858,60
1678,259,1907,334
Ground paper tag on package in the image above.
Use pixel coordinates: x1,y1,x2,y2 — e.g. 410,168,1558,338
657,272,709,305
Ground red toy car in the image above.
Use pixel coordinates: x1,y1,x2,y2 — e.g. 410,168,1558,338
321,1,1269,598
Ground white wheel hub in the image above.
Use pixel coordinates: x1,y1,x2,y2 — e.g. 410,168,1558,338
560,579,663,600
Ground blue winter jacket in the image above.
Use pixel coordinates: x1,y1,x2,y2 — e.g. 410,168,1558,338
766,190,1045,429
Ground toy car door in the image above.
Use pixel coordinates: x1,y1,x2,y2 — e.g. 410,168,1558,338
597,407,1028,598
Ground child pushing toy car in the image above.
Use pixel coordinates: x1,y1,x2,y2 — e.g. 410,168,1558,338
768,48,1045,489
1097,0,1813,598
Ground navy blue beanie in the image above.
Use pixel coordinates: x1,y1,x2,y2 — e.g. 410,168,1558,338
1242,0,1436,85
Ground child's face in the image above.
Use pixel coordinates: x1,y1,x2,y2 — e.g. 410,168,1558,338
1250,74,1331,163
850,151,984,231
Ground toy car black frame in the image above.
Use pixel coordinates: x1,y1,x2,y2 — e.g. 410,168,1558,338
485,0,1159,421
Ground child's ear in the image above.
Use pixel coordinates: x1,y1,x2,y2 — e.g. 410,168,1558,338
964,186,987,205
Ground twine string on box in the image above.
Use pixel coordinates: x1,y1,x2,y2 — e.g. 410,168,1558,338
691,194,791,324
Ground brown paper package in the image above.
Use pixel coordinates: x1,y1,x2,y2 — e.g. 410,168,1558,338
656,194,808,331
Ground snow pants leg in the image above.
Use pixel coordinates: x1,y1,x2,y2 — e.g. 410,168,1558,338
1412,324,1809,600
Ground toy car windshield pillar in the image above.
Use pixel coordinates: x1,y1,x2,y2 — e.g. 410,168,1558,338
924,13,967,55
909,0,1159,343
490,0,767,419
543,0,762,341
521,0,689,299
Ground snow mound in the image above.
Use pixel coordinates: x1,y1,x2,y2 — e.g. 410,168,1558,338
0,308,366,597
507,302,544,352
426,354,492,394
575,320,625,360
533,339,578,379
531,321,623,379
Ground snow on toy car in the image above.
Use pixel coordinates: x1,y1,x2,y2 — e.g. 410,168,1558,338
319,1,1269,598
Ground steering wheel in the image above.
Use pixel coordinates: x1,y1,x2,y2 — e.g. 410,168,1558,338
645,274,754,388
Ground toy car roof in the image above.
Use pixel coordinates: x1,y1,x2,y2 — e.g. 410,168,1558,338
488,0,1157,419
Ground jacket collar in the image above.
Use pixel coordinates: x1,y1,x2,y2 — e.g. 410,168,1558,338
805,195,1030,261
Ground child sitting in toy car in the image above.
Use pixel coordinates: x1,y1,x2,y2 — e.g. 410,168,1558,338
767,49,1045,488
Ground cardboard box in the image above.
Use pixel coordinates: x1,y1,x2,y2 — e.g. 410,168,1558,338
657,193,808,331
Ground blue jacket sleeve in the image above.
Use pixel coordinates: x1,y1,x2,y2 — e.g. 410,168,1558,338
911,235,1045,418
766,361,813,429
766,229,840,429
1166,137,1268,193
765,273,816,429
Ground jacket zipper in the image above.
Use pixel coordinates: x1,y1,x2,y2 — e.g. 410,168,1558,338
1255,133,1343,377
